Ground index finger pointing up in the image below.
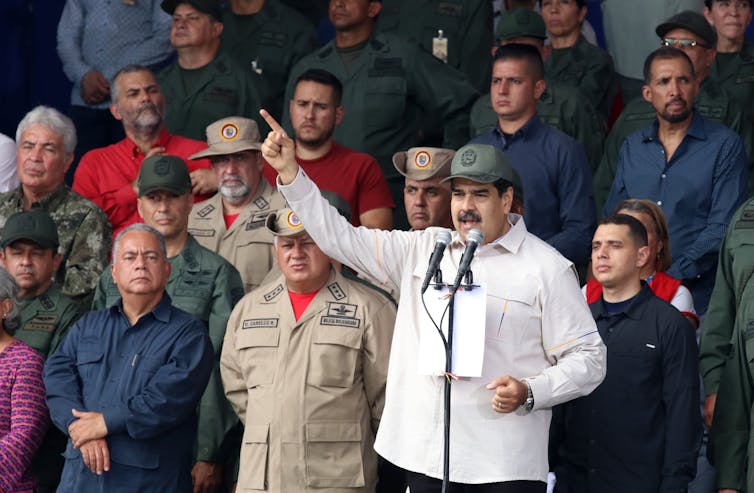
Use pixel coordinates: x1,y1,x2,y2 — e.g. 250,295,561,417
260,109,287,137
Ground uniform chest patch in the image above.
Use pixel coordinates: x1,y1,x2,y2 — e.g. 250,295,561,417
264,284,284,302
245,212,269,230
197,204,215,218
327,302,357,318
242,318,279,329
188,228,216,237
39,294,55,311
253,197,270,210
320,315,361,329
327,282,346,301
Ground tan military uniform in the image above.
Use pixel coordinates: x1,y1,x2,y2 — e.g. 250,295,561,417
220,269,395,492
188,180,287,292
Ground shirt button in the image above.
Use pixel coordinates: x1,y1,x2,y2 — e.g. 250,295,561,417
657,200,662,206
608,327,614,333
661,173,666,179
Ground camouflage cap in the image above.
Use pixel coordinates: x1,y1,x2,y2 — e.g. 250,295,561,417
392,147,455,181
189,116,262,160
1,210,59,249
266,208,307,237
496,8,546,42
161,0,221,21
656,10,717,47
442,144,523,197
138,155,192,197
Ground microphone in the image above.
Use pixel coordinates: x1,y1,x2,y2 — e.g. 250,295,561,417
450,229,484,292
421,230,452,294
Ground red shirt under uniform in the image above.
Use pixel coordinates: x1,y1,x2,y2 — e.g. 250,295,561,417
73,129,211,236
263,142,393,226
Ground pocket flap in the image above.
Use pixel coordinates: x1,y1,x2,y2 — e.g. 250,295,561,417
306,422,361,442
76,350,103,365
243,423,270,444
313,326,362,349
495,283,537,306
236,328,280,349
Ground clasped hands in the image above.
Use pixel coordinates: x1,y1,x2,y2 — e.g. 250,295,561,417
68,409,110,475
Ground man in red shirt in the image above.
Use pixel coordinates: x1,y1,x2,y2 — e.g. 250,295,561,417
262,68,394,229
72,65,215,236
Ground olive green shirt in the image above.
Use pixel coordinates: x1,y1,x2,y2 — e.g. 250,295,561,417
220,0,318,119
593,78,754,209
708,39,754,123
699,198,754,490
158,51,266,141
469,84,605,172
282,32,479,184
0,185,112,304
375,0,493,92
92,235,245,463
544,35,618,122
16,283,85,359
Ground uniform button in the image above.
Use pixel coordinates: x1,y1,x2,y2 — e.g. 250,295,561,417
657,200,662,206
661,173,666,179
608,327,613,333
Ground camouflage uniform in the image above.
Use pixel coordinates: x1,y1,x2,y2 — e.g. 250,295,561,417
92,234,245,470
0,185,112,303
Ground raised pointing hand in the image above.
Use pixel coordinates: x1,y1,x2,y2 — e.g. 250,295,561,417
259,109,299,184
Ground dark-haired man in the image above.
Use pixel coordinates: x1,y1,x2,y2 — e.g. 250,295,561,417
471,43,596,267
262,68,393,229
603,47,748,314
551,214,701,493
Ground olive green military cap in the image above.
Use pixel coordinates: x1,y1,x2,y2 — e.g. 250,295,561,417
656,10,717,47
442,144,523,196
496,8,546,41
1,210,59,249
189,116,262,160
392,147,455,181
137,155,192,197
161,0,221,21
266,208,306,237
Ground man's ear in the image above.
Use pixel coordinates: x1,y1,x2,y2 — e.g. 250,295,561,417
636,245,651,270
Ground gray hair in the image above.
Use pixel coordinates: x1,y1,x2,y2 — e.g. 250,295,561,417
111,64,156,102
112,223,168,263
16,105,77,157
0,267,21,334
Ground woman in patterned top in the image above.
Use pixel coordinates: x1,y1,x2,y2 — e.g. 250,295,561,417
0,267,48,492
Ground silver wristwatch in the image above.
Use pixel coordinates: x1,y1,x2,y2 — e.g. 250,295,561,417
521,380,534,413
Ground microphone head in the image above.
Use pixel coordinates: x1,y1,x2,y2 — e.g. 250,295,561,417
436,230,452,246
467,228,484,246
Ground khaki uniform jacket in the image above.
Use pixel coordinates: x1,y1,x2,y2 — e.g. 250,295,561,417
188,180,287,293
220,269,396,492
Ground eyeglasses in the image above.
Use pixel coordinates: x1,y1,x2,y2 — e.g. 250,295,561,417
661,38,711,49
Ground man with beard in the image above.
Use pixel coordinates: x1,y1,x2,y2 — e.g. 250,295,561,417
603,47,748,314
73,65,215,236
188,116,286,293
262,69,393,229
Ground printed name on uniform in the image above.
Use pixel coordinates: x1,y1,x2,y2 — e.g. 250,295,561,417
242,318,279,329
188,228,216,237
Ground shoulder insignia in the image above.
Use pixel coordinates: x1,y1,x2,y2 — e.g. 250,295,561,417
253,197,270,210
39,294,55,311
327,302,357,318
327,282,346,300
242,318,278,329
188,228,216,238
197,204,215,218
264,284,284,302
182,248,198,268
320,315,361,329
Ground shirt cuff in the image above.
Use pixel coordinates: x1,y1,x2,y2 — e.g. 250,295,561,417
276,167,313,203
526,375,551,412
104,407,129,436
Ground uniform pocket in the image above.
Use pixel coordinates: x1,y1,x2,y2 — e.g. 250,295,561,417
305,422,365,488
364,77,407,130
308,326,362,387
239,423,269,490
237,328,280,386
486,282,538,341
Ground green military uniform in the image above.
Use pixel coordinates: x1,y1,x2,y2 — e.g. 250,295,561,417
282,32,478,225
593,80,754,209
18,284,85,493
544,35,618,122
0,185,112,304
708,39,754,123
375,0,493,92
220,0,318,120
158,51,266,141
470,84,605,172
188,180,287,293
699,198,754,491
92,235,245,468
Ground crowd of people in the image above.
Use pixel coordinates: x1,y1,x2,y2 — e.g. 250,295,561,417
1,0,754,492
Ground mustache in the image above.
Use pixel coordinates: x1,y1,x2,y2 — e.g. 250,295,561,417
458,211,481,222
221,174,247,186
666,97,686,107
15,266,36,275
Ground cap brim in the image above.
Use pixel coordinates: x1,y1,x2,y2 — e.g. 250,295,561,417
189,141,262,160
441,172,500,184
392,151,409,178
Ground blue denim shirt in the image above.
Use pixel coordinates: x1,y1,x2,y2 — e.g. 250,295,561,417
44,294,213,492
471,115,596,264
603,112,748,313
